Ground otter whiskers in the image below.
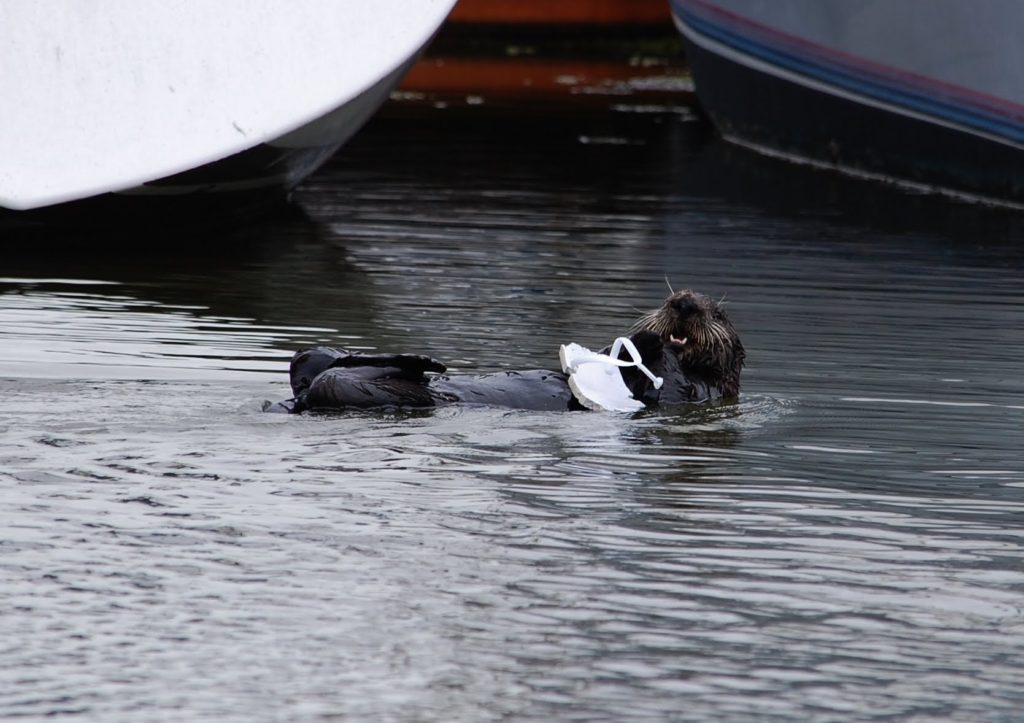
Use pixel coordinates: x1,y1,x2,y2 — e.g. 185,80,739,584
629,309,673,338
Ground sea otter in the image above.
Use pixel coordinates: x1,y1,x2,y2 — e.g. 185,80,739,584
265,289,744,413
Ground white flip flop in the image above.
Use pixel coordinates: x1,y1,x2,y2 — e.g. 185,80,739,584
559,336,663,412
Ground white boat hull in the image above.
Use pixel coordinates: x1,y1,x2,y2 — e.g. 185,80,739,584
0,1,456,211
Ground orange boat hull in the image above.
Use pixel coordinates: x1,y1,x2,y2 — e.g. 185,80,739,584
448,0,671,25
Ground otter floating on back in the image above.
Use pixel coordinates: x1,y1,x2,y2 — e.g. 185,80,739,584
265,290,744,414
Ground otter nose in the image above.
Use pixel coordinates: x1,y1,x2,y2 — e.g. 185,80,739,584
671,295,700,316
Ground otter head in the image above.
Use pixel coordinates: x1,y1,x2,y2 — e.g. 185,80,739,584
631,290,745,398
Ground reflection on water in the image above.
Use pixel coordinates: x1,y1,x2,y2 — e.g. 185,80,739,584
0,282,330,380
1,108,1023,721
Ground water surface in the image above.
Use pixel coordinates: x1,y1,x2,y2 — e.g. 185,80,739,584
2,108,1023,721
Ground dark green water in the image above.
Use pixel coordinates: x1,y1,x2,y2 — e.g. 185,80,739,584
1,107,1023,721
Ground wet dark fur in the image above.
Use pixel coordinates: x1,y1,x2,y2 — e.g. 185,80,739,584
622,289,745,404
265,290,744,413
